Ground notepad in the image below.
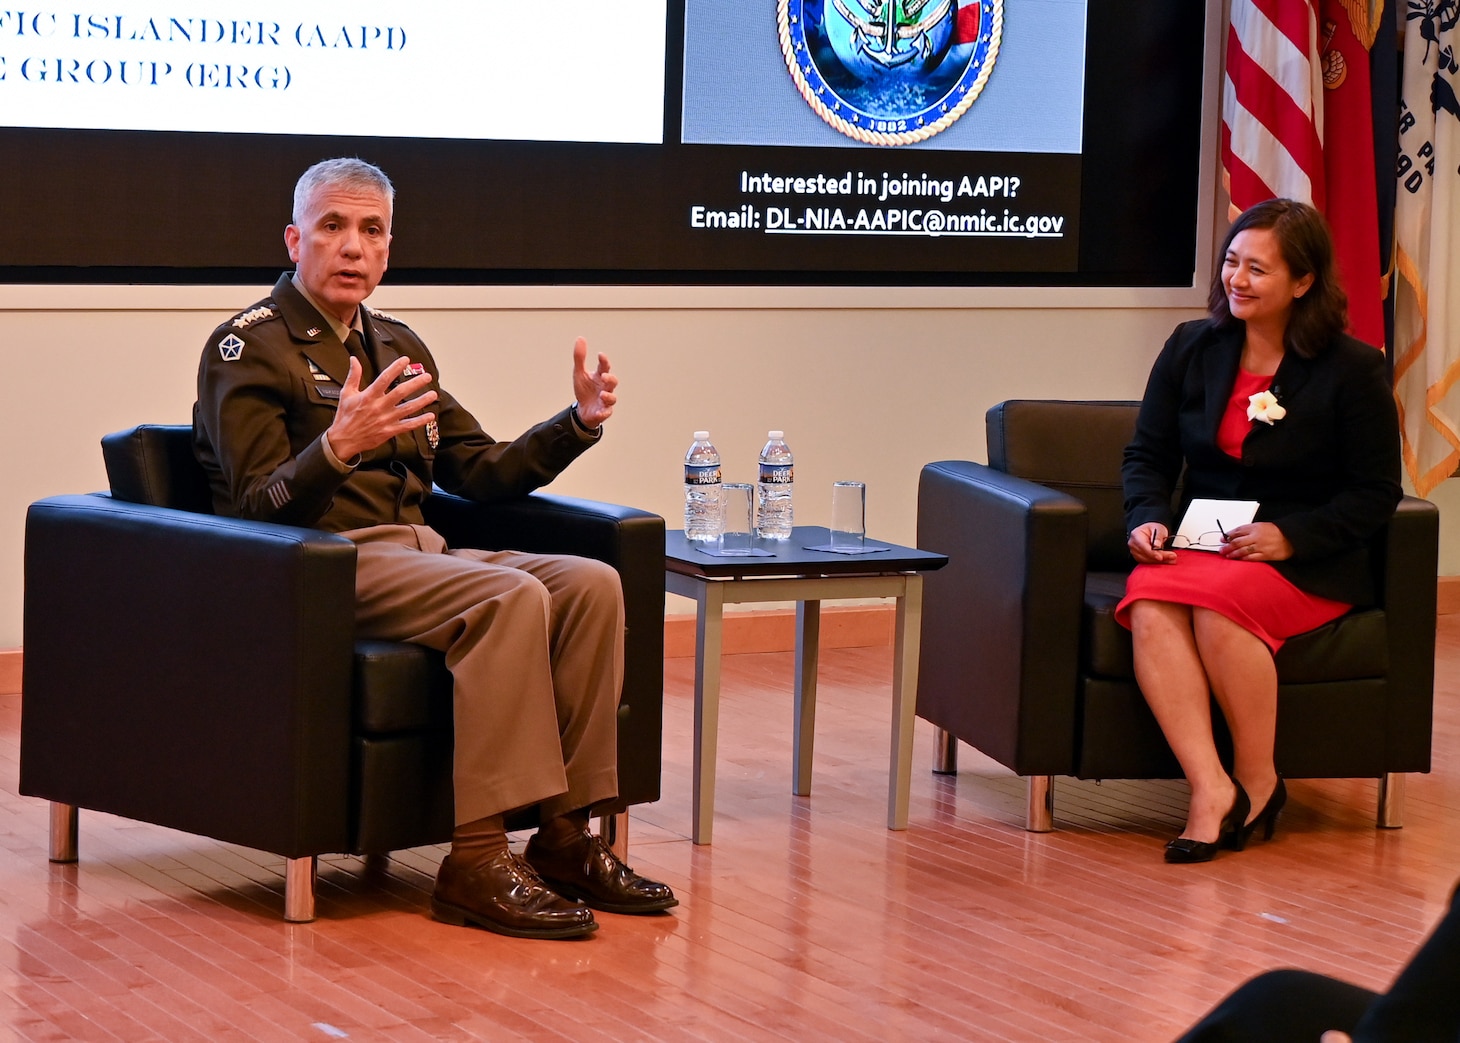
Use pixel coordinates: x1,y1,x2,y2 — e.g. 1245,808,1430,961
1173,498,1259,551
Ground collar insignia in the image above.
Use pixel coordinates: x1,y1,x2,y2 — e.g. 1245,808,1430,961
231,306,274,329
306,327,323,337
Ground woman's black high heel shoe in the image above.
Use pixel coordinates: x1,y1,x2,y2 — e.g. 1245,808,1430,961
1165,782,1250,864
1235,778,1287,849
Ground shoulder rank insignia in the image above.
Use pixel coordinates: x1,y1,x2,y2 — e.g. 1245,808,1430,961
366,305,404,325
218,334,245,361
231,306,275,329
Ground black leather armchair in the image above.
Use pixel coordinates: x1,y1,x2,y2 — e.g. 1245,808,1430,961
20,424,666,920
916,400,1437,831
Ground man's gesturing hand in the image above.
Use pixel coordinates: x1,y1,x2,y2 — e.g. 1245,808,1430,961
325,355,437,462
572,336,618,430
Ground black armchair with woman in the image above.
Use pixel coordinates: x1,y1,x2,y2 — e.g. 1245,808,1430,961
1117,198,1403,863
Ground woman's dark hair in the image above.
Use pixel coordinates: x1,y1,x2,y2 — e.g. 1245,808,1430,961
1207,198,1349,358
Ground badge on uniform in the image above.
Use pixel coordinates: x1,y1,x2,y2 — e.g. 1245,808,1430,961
390,362,426,389
218,334,245,361
426,419,440,450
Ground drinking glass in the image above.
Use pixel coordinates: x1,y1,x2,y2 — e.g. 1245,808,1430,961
830,481,866,551
719,483,755,554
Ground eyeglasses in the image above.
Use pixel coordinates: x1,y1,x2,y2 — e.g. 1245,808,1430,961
1168,530,1227,549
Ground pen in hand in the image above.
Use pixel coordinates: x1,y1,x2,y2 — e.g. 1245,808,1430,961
1217,519,1228,541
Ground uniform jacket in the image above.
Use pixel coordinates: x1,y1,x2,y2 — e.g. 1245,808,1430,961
1122,318,1402,606
194,274,595,532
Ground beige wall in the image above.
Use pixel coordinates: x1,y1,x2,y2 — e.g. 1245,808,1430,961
0,297,1212,647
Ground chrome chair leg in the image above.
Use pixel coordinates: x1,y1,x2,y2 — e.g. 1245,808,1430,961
49,803,78,863
596,810,629,861
1378,772,1406,829
932,728,958,774
1026,775,1054,832
283,856,317,923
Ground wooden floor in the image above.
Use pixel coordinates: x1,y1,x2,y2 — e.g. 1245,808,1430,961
2,622,1457,1042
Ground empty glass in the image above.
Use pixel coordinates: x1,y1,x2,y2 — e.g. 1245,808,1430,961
830,481,866,551
719,483,755,554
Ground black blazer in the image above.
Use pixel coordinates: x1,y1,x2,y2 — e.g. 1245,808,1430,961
1123,318,1402,606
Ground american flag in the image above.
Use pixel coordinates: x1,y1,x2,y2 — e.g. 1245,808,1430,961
1221,0,1326,214
1220,0,1385,349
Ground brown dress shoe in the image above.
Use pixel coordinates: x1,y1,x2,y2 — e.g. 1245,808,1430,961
431,850,598,939
524,831,679,915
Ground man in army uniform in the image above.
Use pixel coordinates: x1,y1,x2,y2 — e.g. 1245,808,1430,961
192,157,676,939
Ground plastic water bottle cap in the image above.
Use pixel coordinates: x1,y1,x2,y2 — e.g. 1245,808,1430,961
694,431,710,440
767,430,784,439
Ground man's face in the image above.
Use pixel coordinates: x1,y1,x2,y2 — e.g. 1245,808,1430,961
284,184,392,325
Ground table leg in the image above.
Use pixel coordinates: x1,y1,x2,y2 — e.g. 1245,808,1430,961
692,582,725,845
888,575,923,830
793,599,821,796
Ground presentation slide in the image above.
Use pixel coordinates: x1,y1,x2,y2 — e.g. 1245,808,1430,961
0,1,1205,287
0,1,668,143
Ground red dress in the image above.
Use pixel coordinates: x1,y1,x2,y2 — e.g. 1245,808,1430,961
1114,370,1351,653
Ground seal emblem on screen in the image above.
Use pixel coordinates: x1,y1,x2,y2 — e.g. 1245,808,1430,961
778,0,1003,146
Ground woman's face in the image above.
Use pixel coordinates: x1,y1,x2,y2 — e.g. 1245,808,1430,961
1221,227,1315,332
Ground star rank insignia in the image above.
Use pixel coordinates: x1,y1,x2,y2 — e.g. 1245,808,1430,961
231,306,274,329
426,419,440,450
218,334,245,361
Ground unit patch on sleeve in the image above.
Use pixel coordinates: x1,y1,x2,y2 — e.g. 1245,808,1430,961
217,334,245,361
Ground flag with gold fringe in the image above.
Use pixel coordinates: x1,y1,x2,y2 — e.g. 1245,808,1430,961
1394,0,1460,496
1221,0,1386,349
1318,0,1385,348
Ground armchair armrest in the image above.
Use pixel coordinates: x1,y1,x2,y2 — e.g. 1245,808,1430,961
422,490,666,810
21,493,358,857
1378,495,1439,770
916,460,1089,775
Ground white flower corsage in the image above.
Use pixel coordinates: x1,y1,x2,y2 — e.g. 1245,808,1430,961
1247,390,1286,425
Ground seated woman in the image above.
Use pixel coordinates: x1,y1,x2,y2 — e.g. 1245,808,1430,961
1117,198,1402,863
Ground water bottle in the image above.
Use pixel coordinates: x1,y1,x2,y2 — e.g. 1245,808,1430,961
684,431,723,542
756,430,794,540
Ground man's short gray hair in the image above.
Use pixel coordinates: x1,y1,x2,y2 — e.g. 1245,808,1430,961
292,158,395,226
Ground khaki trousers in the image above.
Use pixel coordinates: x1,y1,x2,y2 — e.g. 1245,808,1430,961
344,524,623,825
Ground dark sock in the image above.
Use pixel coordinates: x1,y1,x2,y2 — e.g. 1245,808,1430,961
449,814,508,866
534,809,591,851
